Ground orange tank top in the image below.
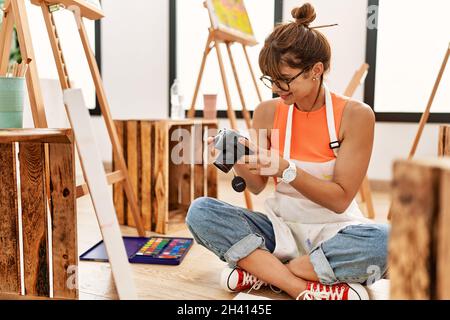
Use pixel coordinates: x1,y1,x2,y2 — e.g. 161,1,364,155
271,92,349,163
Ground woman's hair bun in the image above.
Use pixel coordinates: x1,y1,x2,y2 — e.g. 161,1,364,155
291,3,316,27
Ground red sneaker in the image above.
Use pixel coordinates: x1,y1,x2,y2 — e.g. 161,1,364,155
297,282,369,300
220,267,282,294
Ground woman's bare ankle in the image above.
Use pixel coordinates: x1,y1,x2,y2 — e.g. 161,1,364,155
284,278,307,299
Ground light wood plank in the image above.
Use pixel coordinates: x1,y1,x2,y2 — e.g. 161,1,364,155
168,126,181,211
49,142,78,299
113,121,125,225
126,121,138,228
63,89,137,300
19,142,49,297
0,143,21,294
438,125,450,157
140,122,152,231
193,124,205,199
0,129,72,144
77,170,124,198
153,122,169,234
180,125,192,207
437,169,450,299
206,126,218,198
150,122,157,230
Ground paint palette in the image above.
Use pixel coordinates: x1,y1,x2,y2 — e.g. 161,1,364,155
134,237,191,259
80,236,194,265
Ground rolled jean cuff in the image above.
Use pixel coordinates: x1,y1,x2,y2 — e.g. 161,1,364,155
309,245,338,285
224,234,267,268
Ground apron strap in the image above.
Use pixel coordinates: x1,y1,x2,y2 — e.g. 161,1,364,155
284,105,294,159
283,83,340,160
324,83,340,157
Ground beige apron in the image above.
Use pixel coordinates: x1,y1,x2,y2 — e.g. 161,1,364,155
263,84,373,262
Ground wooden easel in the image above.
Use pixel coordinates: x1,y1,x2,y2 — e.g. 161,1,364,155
187,1,261,210
0,0,145,236
408,43,450,159
387,42,450,220
343,63,375,219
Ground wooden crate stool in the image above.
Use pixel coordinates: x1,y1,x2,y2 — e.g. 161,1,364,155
0,129,77,300
113,119,218,234
389,158,450,300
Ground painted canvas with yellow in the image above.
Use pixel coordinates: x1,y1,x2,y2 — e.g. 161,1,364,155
206,0,257,45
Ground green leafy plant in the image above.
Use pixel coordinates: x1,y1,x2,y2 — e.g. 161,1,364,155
0,0,22,64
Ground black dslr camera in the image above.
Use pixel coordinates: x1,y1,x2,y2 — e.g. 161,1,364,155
212,129,253,193
213,129,253,173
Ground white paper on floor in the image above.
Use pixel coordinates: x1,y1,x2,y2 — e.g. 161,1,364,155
233,293,273,300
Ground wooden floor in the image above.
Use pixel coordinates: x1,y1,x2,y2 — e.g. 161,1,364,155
77,172,391,300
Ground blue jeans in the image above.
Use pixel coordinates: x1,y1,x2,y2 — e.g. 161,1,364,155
186,197,390,285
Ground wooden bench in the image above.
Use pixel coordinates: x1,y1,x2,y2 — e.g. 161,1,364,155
0,129,77,300
113,119,218,234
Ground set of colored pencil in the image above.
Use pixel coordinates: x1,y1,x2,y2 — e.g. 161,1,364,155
5,58,32,78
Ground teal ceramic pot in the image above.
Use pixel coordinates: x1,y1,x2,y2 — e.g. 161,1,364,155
0,77,25,128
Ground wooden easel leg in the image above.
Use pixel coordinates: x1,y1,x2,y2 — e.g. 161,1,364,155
187,32,213,119
242,44,262,103
214,41,253,210
214,41,238,131
0,1,14,75
343,63,376,219
343,63,369,97
409,45,450,159
225,42,252,129
360,176,375,219
10,0,48,128
75,15,145,236
40,3,71,89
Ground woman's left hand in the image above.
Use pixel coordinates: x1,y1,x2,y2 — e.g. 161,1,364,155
238,137,289,178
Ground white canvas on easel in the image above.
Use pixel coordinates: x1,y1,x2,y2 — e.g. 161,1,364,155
63,88,137,300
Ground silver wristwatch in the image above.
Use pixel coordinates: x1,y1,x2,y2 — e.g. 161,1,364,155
281,160,297,184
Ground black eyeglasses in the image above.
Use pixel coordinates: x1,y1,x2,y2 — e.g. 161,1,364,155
260,67,311,92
